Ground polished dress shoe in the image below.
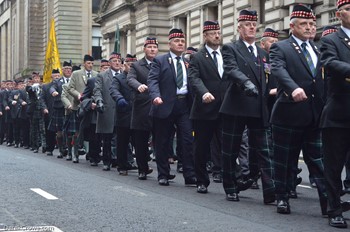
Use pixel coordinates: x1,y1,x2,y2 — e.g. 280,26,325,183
341,201,350,212
237,177,254,191
343,187,350,195
24,146,29,149
296,176,302,186
158,178,169,186
57,154,64,159
103,165,111,171
66,154,72,161
226,193,239,202
264,194,276,204
185,177,197,186
77,147,86,155
90,162,98,166
146,168,153,175
7,142,13,147
127,162,138,170
277,200,290,214
42,147,47,153
288,190,298,199
250,180,259,189
72,155,79,163
329,216,347,228
119,170,128,176
168,174,176,180
197,185,208,194
177,165,183,173
33,149,38,153
14,144,19,148
213,173,222,183
46,152,53,156
138,173,147,180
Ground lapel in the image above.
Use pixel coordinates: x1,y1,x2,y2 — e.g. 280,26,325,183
80,68,87,85
139,57,150,70
166,52,177,83
310,40,321,71
338,28,350,51
236,39,260,83
289,37,314,78
201,47,221,80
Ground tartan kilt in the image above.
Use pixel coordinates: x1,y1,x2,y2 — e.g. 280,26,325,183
63,110,80,133
48,109,65,132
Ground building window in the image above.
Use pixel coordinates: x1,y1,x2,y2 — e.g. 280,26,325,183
92,26,102,60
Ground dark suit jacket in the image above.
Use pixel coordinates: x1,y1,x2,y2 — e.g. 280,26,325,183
127,57,152,131
80,77,97,126
50,77,68,109
110,72,133,127
269,36,324,127
147,52,191,119
320,28,350,128
219,39,270,126
41,82,55,118
188,46,229,120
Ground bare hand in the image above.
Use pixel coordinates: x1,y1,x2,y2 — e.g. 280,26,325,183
137,84,148,93
52,91,59,97
291,88,308,102
5,106,10,111
153,97,163,105
22,101,27,106
91,103,96,110
202,92,215,103
67,105,72,110
43,109,49,114
269,88,277,96
12,101,17,105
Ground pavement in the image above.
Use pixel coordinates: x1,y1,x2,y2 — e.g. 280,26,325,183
0,144,348,232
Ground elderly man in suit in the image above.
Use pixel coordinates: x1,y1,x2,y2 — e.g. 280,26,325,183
67,54,98,163
93,52,120,171
147,28,196,186
320,0,350,228
127,37,158,180
269,4,327,215
188,21,228,193
220,10,275,203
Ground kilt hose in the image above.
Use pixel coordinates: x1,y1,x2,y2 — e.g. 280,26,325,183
272,125,327,212
222,114,275,198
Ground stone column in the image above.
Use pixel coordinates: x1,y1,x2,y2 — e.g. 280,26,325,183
217,0,223,27
200,6,204,44
1,22,7,80
7,19,11,80
186,11,191,45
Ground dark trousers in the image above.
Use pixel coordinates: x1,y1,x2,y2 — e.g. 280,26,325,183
134,129,151,173
323,128,350,217
153,98,195,180
14,118,30,146
86,124,101,163
44,117,56,152
237,127,250,176
6,121,13,144
100,132,112,165
193,118,222,187
273,125,326,211
210,129,222,175
116,126,133,171
222,115,274,198
343,151,350,189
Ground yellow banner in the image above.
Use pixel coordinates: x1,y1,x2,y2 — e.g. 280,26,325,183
43,18,61,83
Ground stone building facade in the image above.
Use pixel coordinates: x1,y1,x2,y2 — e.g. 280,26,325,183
0,0,95,81
95,0,340,58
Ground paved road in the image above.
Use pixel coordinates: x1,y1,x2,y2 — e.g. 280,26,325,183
0,145,348,232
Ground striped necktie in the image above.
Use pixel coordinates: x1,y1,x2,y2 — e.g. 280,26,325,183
175,57,183,89
212,51,218,68
301,42,316,77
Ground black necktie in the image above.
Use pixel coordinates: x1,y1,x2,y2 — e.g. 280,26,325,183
87,72,91,78
212,51,218,68
301,42,316,77
175,57,183,89
248,45,257,63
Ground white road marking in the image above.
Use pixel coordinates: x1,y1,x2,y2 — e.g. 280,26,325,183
298,184,312,189
30,188,58,200
113,186,147,197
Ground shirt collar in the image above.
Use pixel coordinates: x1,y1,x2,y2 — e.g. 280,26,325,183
170,51,181,60
242,40,256,50
205,44,221,55
292,35,310,47
341,26,350,39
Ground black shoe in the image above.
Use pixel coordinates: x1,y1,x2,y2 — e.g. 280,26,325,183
78,147,86,155
158,178,169,186
177,166,183,173
14,144,19,148
197,185,208,194
127,163,138,170
73,155,79,163
146,168,153,175
30,147,34,151
33,149,38,153
46,152,53,156
42,147,47,153
57,154,64,159
138,173,147,180
185,177,197,186
296,176,302,186
66,154,72,161
90,162,98,166
103,165,110,171
226,193,239,201
7,143,13,147
237,177,254,191
341,201,350,212
213,173,222,183
311,182,317,188
24,146,29,149
329,216,347,228
168,174,176,180
250,180,259,189
277,200,291,214
119,170,128,176
297,168,302,174
288,190,298,199
264,194,276,204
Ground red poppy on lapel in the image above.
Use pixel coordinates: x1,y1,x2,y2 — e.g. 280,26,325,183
262,57,266,63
